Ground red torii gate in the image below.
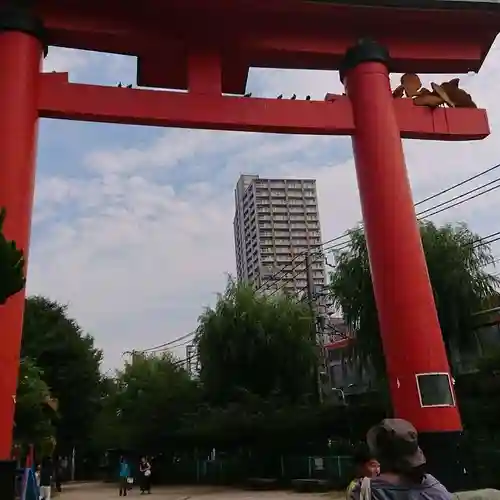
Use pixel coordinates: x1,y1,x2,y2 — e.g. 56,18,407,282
1,0,499,490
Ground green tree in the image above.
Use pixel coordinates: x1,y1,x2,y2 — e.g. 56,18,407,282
329,222,500,378
476,347,500,379
195,279,317,406
113,352,200,453
0,208,25,304
14,358,56,446
21,296,103,453
87,375,125,453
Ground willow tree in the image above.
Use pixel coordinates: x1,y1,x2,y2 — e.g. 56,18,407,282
196,279,317,406
329,221,500,379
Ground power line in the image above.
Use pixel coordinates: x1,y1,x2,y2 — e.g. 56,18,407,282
474,231,500,248
418,182,500,219
416,177,500,217
134,165,500,354
305,175,500,268
254,239,346,294
255,166,500,294
164,233,500,370
415,163,500,207
139,336,197,356
128,331,195,355
485,256,500,266
258,253,322,295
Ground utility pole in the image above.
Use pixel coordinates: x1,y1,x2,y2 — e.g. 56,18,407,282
306,253,323,404
316,314,333,401
186,343,196,377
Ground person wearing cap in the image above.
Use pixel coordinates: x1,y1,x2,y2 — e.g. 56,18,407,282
348,418,452,500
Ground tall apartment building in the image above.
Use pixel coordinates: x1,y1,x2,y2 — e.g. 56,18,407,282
233,174,326,296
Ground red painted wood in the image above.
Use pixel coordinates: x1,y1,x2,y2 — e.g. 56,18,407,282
9,0,497,93
0,31,42,459
0,0,497,447
38,72,490,140
346,61,461,432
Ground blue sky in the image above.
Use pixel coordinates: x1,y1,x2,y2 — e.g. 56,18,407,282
27,42,500,370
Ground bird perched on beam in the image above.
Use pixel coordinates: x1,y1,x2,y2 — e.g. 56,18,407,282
324,93,341,102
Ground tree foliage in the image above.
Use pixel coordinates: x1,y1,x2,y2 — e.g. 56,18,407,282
109,352,200,453
329,222,500,378
0,208,25,304
195,279,317,406
21,296,103,452
476,347,500,379
15,358,55,446
178,398,386,450
86,376,123,453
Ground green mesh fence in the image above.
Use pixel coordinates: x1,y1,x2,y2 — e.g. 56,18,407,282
160,454,352,486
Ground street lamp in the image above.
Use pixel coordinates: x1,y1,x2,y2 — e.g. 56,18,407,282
331,384,355,404
331,387,346,403
332,385,355,441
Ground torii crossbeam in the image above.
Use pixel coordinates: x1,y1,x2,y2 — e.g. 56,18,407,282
1,0,500,493
39,71,489,139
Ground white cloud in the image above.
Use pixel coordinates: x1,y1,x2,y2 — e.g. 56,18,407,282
43,47,91,74
28,40,500,369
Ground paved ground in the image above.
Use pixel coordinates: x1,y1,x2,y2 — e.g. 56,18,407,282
60,482,343,500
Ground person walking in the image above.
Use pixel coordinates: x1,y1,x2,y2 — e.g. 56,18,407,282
119,456,130,497
39,458,53,500
35,464,41,498
54,456,63,492
139,456,152,494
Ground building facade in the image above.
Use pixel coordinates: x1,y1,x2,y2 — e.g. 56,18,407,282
233,174,326,295
325,310,500,397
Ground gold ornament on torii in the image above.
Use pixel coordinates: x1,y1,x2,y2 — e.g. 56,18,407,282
392,73,477,109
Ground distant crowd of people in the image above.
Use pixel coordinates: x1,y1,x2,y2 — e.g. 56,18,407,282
28,418,497,499
119,455,152,496
117,419,452,499
116,419,449,499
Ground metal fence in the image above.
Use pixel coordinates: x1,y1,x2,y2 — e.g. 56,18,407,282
151,447,500,490
152,454,353,487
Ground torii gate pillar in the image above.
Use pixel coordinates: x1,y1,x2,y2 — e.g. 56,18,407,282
342,39,463,487
0,8,43,498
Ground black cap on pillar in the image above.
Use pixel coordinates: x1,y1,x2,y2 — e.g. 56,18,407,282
339,38,390,83
0,2,48,57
